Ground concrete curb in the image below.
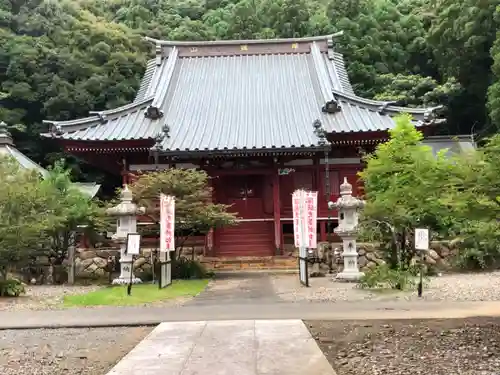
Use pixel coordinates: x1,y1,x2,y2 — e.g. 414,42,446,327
2,304,500,330
0,321,161,330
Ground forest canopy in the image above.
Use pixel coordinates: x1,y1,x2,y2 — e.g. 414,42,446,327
1,0,500,181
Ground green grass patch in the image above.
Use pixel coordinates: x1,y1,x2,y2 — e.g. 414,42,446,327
63,279,209,307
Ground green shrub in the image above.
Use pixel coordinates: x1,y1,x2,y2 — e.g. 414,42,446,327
173,257,211,279
0,278,26,297
359,264,421,290
453,247,500,270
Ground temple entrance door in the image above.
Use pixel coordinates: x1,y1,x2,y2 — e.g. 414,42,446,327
215,174,274,257
224,175,265,219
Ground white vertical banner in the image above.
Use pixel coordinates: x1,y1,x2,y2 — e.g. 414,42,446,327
160,194,175,254
292,190,304,248
292,189,318,249
304,191,318,249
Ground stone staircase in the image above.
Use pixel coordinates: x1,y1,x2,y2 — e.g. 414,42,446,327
199,255,298,272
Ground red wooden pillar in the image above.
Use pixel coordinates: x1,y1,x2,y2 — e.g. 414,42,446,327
320,221,327,242
273,170,282,254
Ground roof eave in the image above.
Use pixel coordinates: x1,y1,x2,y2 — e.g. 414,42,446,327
158,146,331,158
42,97,155,136
332,88,444,115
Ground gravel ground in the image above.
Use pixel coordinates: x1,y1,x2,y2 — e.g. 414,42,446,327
0,326,153,375
0,285,101,312
0,281,208,312
307,317,500,375
272,271,500,302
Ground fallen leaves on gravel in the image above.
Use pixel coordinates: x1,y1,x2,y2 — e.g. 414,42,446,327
307,317,500,375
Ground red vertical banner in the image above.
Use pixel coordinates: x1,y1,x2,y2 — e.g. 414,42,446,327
160,194,175,254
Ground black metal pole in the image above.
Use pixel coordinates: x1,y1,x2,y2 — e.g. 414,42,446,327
417,251,424,297
127,254,134,296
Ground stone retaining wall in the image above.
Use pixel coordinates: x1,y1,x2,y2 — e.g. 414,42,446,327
285,240,458,272
74,246,204,278
74,241,458,277
341,241,458,272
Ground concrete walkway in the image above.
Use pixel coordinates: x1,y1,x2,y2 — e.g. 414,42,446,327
186,272,281,306
1,300,500,329
106,320,336,375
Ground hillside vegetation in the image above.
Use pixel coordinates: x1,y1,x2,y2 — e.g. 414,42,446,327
1,0,500,178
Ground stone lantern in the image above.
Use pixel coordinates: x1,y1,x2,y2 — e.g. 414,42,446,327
328,177,365,281
106,185,145,285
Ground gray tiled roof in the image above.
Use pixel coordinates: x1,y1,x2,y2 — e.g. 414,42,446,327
0,123,100,197
323,89,441,133
48,99,157,141
422,135,476,157
0,145,101,197
42,35,444,155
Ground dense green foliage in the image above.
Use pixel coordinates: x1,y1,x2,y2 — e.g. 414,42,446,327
129,168,236,259
360,114,500,273
1,0,500,180
0,156,106,287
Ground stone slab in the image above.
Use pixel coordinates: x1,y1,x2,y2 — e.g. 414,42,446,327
106,320,336,375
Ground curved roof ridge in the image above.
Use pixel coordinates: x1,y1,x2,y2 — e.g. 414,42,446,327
42,97,154,128
331,88,443,114
143,32,344,47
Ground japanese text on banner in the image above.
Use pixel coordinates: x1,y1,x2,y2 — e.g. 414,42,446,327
292,190,318,248
304,191,318,248
160,194,175,252
292,190,303,248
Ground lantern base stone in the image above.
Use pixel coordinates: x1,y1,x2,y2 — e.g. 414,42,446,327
334,270,364,282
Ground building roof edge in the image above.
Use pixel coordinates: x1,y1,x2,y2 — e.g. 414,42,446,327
143,32,344,47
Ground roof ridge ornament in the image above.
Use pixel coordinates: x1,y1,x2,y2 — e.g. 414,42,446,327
50,124,64,136
88,111,108,124
423,105,444,123
322,99,341,114
327,30,343,60
313,119,328,147
155,43,163,66
162,124,170,139
144,105,164,120
378,101,398,115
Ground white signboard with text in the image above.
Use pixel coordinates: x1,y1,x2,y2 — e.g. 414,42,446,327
160,194,175,254
126,233,141,255
292,190,318,249
415,228,429,251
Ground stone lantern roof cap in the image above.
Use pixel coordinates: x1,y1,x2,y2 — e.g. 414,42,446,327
339,177,352,196
106,185,145,217
120,184,133,202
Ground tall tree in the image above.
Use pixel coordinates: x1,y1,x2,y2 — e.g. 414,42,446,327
359,114,453,268
427,0,500,135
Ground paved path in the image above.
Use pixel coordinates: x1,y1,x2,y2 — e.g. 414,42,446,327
1,300,500,329
186,272,281,306
106,320,336,375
